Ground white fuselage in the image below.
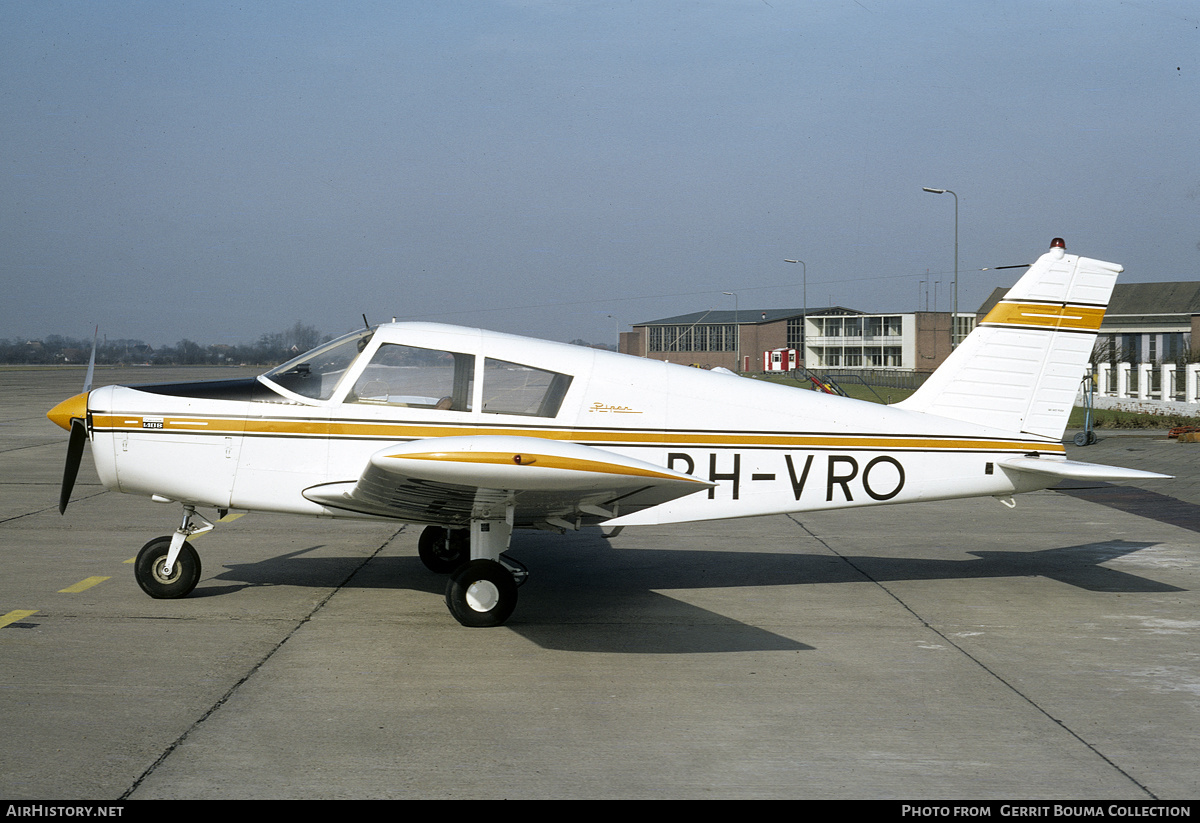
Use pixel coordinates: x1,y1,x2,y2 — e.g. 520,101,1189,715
84,323,1059,529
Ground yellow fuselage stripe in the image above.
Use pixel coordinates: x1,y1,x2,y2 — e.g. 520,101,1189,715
91,414,1065,454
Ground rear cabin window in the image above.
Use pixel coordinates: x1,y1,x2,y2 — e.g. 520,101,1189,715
482,358,572,417
348,344,474,411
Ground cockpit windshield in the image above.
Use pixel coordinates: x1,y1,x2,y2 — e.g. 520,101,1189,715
260,329,373,401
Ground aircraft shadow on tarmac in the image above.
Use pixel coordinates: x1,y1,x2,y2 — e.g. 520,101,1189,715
199,529,1181,655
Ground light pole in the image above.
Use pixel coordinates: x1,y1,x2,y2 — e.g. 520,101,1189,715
784,259,807,366
922,187,958,348
723,291,739,371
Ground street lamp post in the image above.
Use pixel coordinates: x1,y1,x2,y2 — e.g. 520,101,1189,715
922,187,959,348
723,291,739,371
784,259,807,366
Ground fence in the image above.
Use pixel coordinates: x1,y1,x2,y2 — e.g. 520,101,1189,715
813,368,931,391
1089,361,1200,416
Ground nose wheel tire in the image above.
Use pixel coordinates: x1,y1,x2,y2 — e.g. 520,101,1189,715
445,559,518,627
134,536,202,599
418,526,469,573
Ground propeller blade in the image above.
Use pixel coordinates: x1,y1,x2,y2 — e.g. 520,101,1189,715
59,418,87,514
83,325,97,393
51,325,95,514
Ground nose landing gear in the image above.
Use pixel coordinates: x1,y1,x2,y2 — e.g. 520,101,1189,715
132,506,213,599
134,536,202,598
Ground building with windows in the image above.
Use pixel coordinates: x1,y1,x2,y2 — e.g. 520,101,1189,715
623,280,1200,384
622,308,975,373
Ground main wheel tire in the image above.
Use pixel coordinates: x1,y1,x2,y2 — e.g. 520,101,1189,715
445,559,518,628
418,526,468,573
134,536,202,599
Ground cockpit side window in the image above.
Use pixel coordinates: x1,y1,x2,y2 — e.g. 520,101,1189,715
482,358,572,417
261,331,372,401
347,343,475,411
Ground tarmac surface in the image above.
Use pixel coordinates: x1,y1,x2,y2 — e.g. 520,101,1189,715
2,366,1199,800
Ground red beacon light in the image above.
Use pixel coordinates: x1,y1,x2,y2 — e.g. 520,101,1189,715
1049,237,1066,259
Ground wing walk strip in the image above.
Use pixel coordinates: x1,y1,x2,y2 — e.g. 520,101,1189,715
90,414,1064,455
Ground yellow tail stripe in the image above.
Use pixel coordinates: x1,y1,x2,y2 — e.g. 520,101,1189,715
982,302,1105,332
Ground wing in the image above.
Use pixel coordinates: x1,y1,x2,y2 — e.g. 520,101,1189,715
302,435,713,528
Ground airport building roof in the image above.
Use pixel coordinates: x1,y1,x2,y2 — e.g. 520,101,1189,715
634,307,862,326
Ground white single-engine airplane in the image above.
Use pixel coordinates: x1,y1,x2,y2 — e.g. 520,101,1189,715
49,239,1168,626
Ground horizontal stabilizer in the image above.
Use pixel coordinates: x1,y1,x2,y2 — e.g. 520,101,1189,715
1001,456,1171,482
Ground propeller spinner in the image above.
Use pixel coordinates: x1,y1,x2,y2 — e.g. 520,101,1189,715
48,392,90,514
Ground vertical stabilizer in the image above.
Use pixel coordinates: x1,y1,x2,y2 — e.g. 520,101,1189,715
896,239,1120,440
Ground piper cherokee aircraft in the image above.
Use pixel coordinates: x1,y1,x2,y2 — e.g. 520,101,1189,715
48,239,1168,627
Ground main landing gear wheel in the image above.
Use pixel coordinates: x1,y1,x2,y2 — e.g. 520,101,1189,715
134,536,202,599
418,526,469,573
445,559,518,628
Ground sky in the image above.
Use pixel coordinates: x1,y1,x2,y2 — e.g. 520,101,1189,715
3,1,1199,348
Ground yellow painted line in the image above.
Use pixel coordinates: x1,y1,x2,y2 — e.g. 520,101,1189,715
59,576,111,593
1,610,38,628
982,301,1105,332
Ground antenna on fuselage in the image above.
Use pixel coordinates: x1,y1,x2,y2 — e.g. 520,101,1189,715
362,314,370,329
